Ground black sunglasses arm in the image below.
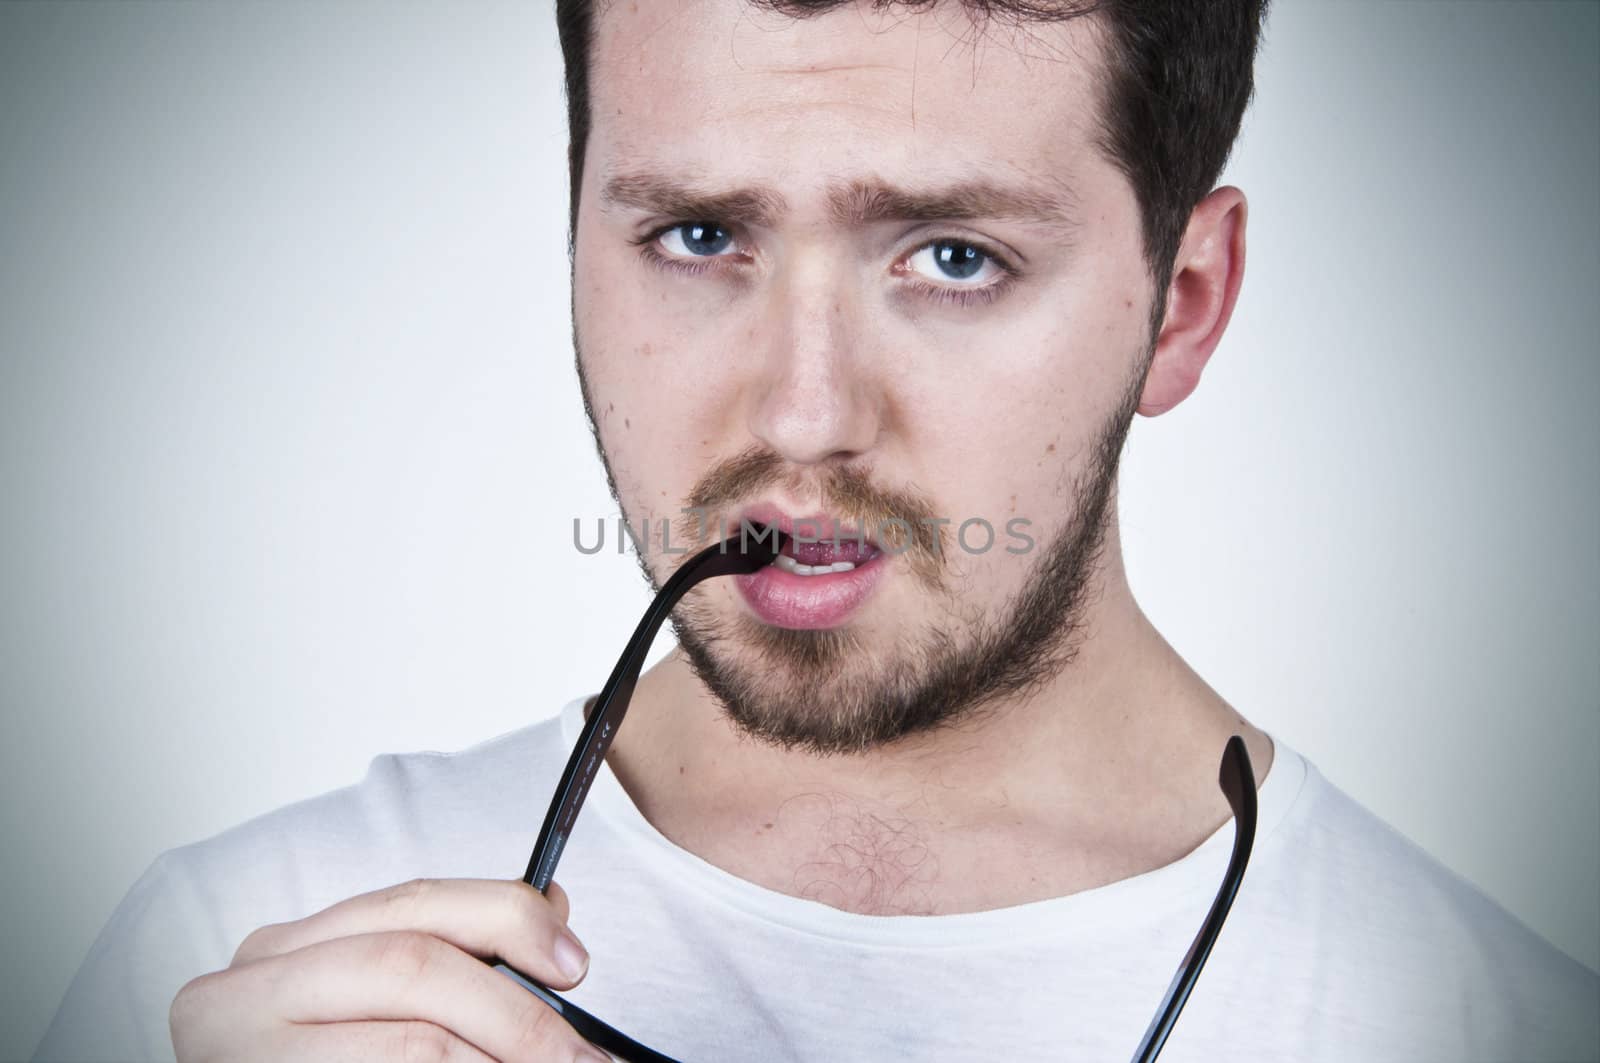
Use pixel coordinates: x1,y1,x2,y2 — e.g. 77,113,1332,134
1128,734,1258,1063
522,527,788,891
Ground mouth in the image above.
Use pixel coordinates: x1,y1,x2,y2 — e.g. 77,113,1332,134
730,505,892,629
771,533,882,576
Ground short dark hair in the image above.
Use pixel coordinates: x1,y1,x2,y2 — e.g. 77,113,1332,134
556,0,1269,304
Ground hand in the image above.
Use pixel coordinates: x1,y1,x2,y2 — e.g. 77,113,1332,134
170,877,611,1061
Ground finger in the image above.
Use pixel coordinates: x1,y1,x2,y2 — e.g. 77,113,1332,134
224,931,609,1062
545,879,572,925
232,878,589,990
280,1020,498,1062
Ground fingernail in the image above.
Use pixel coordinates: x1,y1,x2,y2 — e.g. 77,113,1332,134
554,927,589,982
575,1045,612,1063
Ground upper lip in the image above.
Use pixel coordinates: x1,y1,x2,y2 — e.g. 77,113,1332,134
734,502,880,549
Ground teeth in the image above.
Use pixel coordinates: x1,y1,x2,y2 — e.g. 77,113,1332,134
773,554,858,576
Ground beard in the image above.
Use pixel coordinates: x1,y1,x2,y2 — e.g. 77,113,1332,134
576,336,1151,757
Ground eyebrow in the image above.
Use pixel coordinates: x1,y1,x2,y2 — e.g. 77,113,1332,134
598,171,1080,236
600,173,789,229
829,177,1080,235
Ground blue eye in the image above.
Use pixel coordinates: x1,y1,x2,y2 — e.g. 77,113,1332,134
930,242,985,280
907,240,1001,285
635,221,1020,308
663,222,734,257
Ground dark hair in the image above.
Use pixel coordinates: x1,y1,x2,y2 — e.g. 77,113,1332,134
556,0,1269,303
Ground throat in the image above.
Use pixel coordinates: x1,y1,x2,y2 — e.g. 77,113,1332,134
668,792,1196,916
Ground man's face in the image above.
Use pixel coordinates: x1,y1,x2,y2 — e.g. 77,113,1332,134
574,0,1158,752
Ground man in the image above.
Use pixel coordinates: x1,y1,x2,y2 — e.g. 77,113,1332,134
33,1,1599,1060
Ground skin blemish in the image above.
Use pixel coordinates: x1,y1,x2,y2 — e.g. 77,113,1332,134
1046,443,1056,453
626,418,632,429
639,342,652,357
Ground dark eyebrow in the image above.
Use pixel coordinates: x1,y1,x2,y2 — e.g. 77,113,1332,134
598,171,1080,236
827,177,1080,234
599,173,790,229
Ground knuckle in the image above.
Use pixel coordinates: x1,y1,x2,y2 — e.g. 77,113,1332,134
398,1021,454,1063
374,930,441,983
508,880,551,932
545,880,571,922
230,923,279,966
383,877,434,912
168,975,203,1031
507,994,565,1058
169,970,227,1051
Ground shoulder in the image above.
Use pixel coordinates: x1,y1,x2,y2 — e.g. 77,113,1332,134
33,702,581,1062
168,707,575,924
1251,742,1599,1059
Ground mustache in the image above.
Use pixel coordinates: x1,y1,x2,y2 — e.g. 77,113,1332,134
672,446,947,589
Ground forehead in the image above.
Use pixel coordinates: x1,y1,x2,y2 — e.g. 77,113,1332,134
585,0,1113,206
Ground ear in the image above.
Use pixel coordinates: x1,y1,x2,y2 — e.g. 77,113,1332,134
1137,186,1248,417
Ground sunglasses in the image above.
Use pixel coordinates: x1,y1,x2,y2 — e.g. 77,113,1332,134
491,527,1257,1062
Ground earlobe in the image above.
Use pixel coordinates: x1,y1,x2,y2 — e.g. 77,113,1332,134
1137,186,1249,417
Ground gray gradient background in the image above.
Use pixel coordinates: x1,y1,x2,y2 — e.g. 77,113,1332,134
2,1,1597,1058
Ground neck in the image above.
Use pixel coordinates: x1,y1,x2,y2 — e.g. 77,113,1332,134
600,528,1274,915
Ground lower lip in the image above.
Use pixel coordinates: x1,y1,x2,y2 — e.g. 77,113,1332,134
734,553,889,629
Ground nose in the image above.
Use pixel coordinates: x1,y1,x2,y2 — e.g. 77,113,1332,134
745,259,884,467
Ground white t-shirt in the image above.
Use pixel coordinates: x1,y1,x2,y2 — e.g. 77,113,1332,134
33,694,1600,1062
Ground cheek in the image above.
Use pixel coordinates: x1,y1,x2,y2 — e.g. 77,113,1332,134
900,340,1112,494
575,261,734,526
899,330,1136,585
918,472,1054,591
